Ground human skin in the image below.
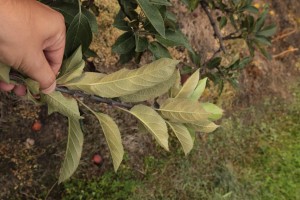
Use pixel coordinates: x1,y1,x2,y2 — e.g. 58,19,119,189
0,0,66,95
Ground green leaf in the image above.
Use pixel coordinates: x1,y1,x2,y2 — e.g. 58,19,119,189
190,77,208,101
50,2,78,25
113,11,131,31
156,29,193,52
120,70,177,102
176,69,200,98
135,34,149,52
150,0,172,6
112,32,135,54
118,0,138,20
188,51,201,67
82,7,98,33
243,5,259,14
219,16,227,30
159,98,209,123
257,24,277,37
59,46,83,75
148,41,171,59
65,9,93,56
167,122,193,155
253,36,271,46
126,105,169,151
42,91,82,120
188,121,219,133
200,102,223,120
136,0,166,37
65,58,179,98
92,112,124,171
207,57,222,69
58,117,84,183
0,62,11,83
57,60,85,84
254,6,268,32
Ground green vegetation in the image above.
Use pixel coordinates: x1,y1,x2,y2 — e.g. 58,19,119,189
63,83,300,200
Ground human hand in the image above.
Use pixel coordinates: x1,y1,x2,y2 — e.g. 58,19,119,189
0,0,66,95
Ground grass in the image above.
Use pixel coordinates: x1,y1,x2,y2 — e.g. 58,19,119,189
62,83,300,200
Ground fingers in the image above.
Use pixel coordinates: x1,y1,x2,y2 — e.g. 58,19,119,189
44,30,66,75
13,85,26,96
0,81,15,91
0,81,26,96
22,52,57,94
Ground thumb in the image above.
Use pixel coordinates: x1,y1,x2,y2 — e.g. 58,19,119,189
22,52,57,94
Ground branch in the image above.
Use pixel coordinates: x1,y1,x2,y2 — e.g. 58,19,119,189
200,1,226,53
55,87,134,109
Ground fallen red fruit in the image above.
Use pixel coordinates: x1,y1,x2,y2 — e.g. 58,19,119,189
92,154,103,165
32,120,42,132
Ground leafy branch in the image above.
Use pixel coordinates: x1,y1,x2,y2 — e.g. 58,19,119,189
0,0,276,183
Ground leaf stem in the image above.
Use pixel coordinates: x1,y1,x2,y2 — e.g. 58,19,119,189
55,86,134,109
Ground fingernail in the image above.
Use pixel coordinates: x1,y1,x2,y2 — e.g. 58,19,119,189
41,81,56,94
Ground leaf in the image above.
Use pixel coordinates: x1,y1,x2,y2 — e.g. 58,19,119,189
120,71,176,102
257,24,277,37
118,0,138,20
64,72,105,94
190,77,208,101
113,10,131,31
207,57,222,69
112,32,135,54
57,60,85,84
167,122,193,155
170,69,182,98
148,41,171,59
65,9,93,56
42,91,82,120
58,117,84,183
200,102,223,120
65,58,179,98
135,34,149,52
59,46,83,76
159,98,209,123
25,79,40,95
50,2,78,25
126,105,169,151
175,69,200,98
82,7,98,33
150,0,172,6
0,62,11,83
92,112,124,171
136,0,166,37
188,121,219,133
156,30,193,52
219,16,227,30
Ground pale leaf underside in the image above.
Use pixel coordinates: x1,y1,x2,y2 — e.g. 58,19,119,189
42,91,82,120
128,105,169,151
95,112,124,171
59,118,84,183
120,71,177,102
159,98,209,123
167,122,193,155
175,69,200,98
64,58,179,98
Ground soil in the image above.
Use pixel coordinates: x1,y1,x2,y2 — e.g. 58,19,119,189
0,0,299,199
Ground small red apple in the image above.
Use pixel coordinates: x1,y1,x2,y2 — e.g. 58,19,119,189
92,154,103,166
32,120,42,132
